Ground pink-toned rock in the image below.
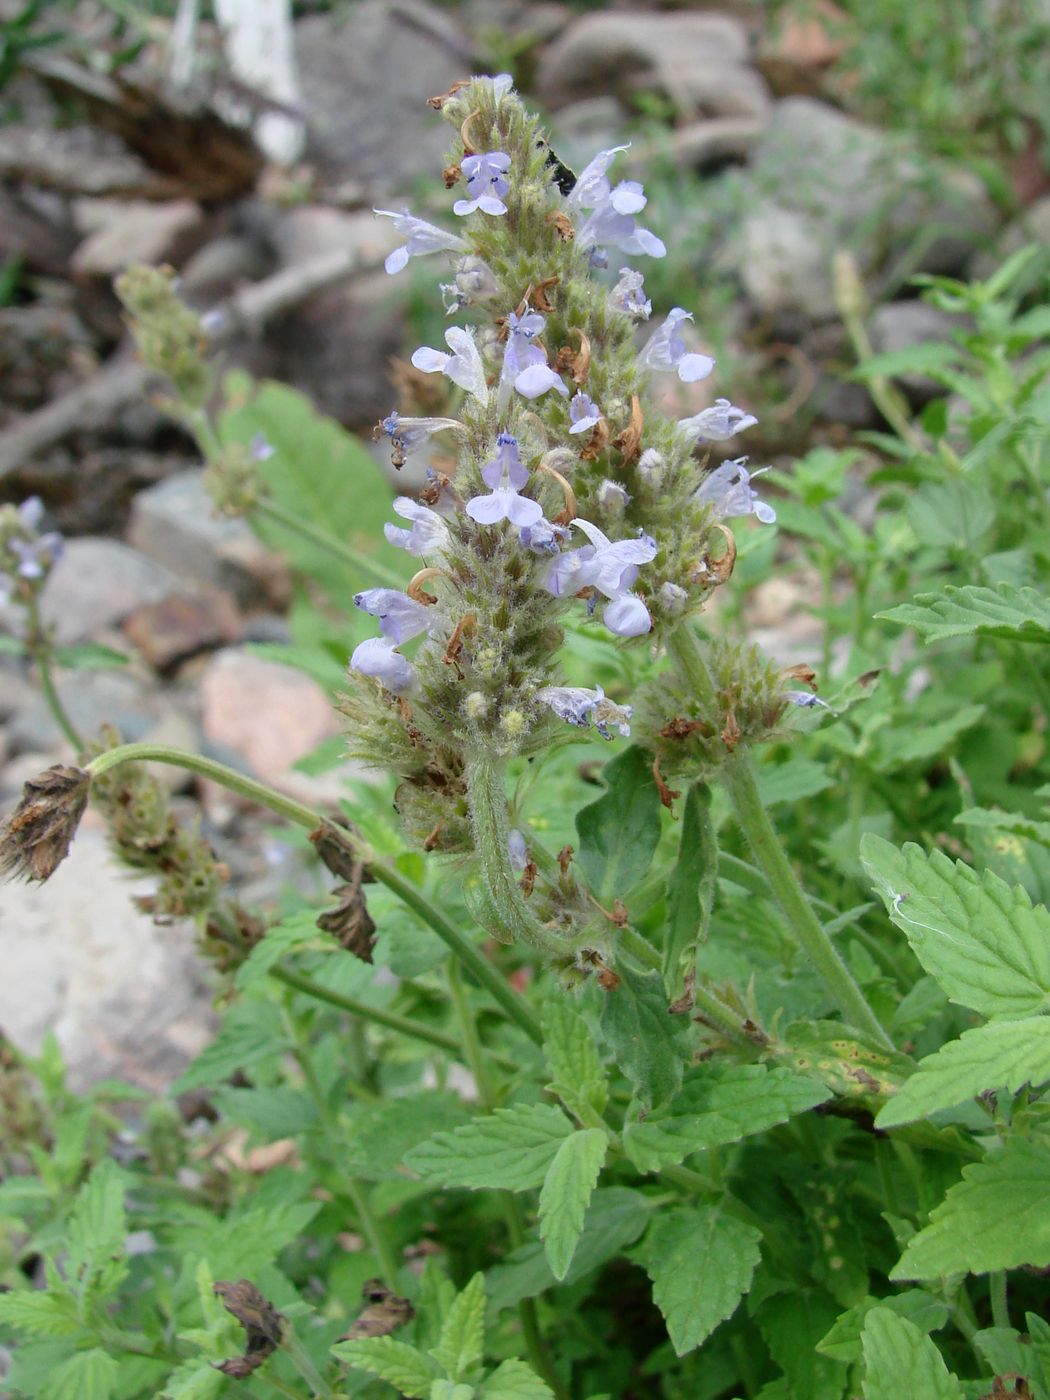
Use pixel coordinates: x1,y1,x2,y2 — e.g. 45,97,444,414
124,583,242,672
200,649,346,803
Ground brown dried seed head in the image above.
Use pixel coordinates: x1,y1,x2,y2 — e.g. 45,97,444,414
0,765,90,883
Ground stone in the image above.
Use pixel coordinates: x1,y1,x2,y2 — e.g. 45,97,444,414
870,300,968,405
0,819,215,1091
70,199,208,278
179,234,272,302
294,0,469,191
737,98,999,319
4,665,170,756
199,648,346,805
970,196,1050,282
538,12,769,121
123,583,242,672
30,538,181,646
127,469,290,609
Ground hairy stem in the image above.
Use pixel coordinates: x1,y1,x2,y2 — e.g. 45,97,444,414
25,595,84,752
85,742,542,1045
667,626,893,1048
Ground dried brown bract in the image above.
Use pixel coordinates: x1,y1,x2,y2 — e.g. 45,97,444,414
0,765,90,883
213,1278,284,1378
344,1279,415,1339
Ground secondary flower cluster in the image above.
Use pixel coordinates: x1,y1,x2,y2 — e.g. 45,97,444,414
0,498,64,610
347,73,776,784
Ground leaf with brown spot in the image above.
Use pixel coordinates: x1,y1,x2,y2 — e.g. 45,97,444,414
344,1279,415,1340
213,1278,283,1378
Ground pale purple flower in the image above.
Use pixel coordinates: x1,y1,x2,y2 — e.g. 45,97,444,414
440,255,500,314
465,433,544,528
16,498,43,530
536,684,633,739
519,519,570,554
350,636,416,693
454,151,512,216
250,432,275,462
639,309,715,383
384,496,450,555
568,392,602,435
507,828,528,871
610,267,651,320
374,208,468,275
380,412,465,464
411,327,489,404
565,145,630,215
353,589,435,643
568,145,665,258
597,480,629,515
544,519,656,637
786,691,831,710
658,582,688,614
5,499,63,581
695,458,776,525
678,398,758,443
579,204,666,259
501,310,568,402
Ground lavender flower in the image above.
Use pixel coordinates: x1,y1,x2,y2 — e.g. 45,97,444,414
568,145,666,258
610,267,651,320
250,432,275,461
374,208,468,275
411,327,489,403
465,434,544,528
695,459,776,525
350,636,416,693
3,498,63,583
568,392,602,435
384,497,451,555
597,479,629,516
380,412,465,465
536,684,633,739
678,398,758,443
501,310,568,402
507,828,528,872
519,519,570,553
454,151,511,216
353,588,435,643
639,308,715,383
786,691,831,710
544,519,656,637
440,255,500,314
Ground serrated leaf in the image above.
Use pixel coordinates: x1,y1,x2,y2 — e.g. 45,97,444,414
956,806,1050,850
332,1337,440,1397
906,480,995,550
663,782,717,1002
541,999,607,1117
600,962,684,1108
861,835,1050,1017
877,1017,1050,1127
756,758,834,808
539,1129,607,1281
855,341,963,381
159,1359,227,1400
576,745,662,901
173,1002,288,1093
817,1291,950,1363
66,1158,128,1295
485,1188,650,1311
0,1288,90,1339
40,1348,119,1400
480,1357,555,1399
892,1137,1050,1280
624,1065,830,1172
430,1273,485,1381
877,583,1050,644
404,1104,573,1191
646,1204,761,1356
234,912,332,989
871,703,984,768
861,1307,964,1399
343,1092,473,1176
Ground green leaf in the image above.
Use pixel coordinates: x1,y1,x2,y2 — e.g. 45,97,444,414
173,1001,288,1093
663,782,717,1002
756,758,834,808
877,1017,1050,1127
860,1307,964,1399
861,835,1050,1017
66,1158,128,1295
878,583,1050,644
576,745,662,901
0,1288,89,1339
430,1273,485,1382
538,1129,607,1281
332,1337,440,1397
855,341,963,381
817,1291,950,1363
343,1092,473,1176
645,1204,761,1356
485,1188,650,1311
40,1348,119,1400
906,480,995,550
541,998,607,1118
51,641,129,669
956,806,1050,850
404,1104,574,1191
624,1065,830,1172
870,703,985,768
159,1361,226,1400
234,911,332,989
892,1137,1050,1280
480,1358,555,1399
599,962,684,1108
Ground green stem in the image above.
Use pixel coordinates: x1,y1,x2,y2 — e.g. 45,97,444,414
281,1322,334,1400
25,596,83,752
447,960,496,1106
254,496,405,591
989,1271,1010,1331
85,742,543,1046
466,754,565,958
667,628,893,1049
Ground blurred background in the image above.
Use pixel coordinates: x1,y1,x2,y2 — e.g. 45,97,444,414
0,0,1048,1087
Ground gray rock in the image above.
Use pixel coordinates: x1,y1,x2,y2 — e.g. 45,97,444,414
737,98,999,318
0,821,215,1091
870,300,968,405
127,470,290,609
970,196,1050,283
538,12,769,121
30,538,181,646
5,665,169,755
70,199,208,278
179,234,272,302
295,0,470,191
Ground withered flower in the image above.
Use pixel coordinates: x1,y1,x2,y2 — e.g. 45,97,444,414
213,1278,284,1378
0,765,90,883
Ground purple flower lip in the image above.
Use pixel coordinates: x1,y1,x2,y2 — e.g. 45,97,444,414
374,208,468,274
537,684,633,739
639,308,715,383
350,636,416,693
695,459,776,525
454,151,512,217
465,433,545,528
411,327,489,404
